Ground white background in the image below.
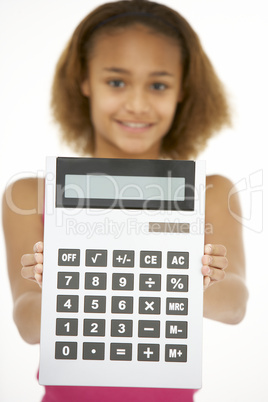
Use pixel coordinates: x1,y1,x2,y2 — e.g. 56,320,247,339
0,1,267,401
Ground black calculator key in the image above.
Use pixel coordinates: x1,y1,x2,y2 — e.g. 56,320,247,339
56,318,78,336
112,273,134,290
140,251,161,268
85,273,107,290
165,344,187,362
138,344,160,361
84,319,106,336
83,343,105,360
165,321,188,339
139,297,161,315
86,250,107,267
58,249,80,266
139,274,161,291
84,296,106,313
110,343,132,361
138,320,160,338
57,272,79,289
55,342,77,360
166,275,188,292
111,320,133,337
113,251,134,267
166,298,188,315
57,295,79,313
112,297,133,314
167,252,189,269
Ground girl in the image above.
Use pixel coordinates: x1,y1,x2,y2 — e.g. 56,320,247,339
3,0,248,401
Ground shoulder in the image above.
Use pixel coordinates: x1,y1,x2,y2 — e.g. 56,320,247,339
205,174,241,220
2,177,45,218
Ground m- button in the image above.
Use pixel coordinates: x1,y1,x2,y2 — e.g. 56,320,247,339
58,249,80,266
140,251,162,268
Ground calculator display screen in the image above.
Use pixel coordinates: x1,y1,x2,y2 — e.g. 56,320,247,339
64,174,185,202
56,158,195,211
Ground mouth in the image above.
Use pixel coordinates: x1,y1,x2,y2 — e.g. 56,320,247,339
116,120,154,132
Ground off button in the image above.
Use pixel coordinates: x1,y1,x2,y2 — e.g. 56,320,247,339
58,249,80,266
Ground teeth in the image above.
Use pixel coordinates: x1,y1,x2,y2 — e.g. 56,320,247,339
121,122,150,128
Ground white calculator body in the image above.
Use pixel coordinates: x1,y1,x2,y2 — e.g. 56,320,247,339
39,157,206,389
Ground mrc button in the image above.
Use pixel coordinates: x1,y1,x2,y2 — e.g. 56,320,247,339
167,252,189,269
58,249,80,266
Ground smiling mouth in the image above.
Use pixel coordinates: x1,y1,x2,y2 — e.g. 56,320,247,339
117,120,153,129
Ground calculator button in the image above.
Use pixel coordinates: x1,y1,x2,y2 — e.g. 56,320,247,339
165,321,188,339
110,343,132,361
83,342,105,360
56,318,78,336
139,297,161,315
166,275,189,292
58,249,80,266
55,342,77,360
111,320,133,337
165,344,187,362
57,295,79,313
112,273,134,291
84,296,106,313
113,250,134,267
86,250,107,267
166,298,188,315
139,274,161,291
57,272,79,289
138,320,160,338
112,297,133,314
84,319,105,336
138,344,160,361
140,251,162,268
167,252,189,269
85,273,107,290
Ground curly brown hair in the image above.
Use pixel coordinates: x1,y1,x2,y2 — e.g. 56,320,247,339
51,0,231,159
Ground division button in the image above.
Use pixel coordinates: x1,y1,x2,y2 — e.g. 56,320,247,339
139,274,161,291
165,344,187,362
138,344,160,361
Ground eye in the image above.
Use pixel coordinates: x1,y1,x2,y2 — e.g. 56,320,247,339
151,83,167,91
108,80,125,88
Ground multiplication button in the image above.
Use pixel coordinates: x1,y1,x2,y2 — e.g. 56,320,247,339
139,297,161,315
165,345,187,362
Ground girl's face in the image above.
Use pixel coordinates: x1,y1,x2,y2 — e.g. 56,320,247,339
81,24,183,159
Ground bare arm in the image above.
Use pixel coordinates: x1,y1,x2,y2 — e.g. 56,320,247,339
202,175,249,324
2,178,44,344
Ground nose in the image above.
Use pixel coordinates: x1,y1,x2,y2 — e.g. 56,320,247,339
124,87,150,114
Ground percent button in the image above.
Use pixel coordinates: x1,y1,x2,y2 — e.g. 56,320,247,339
167,275,188,292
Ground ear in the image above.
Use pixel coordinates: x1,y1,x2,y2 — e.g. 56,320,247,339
80,78,90,97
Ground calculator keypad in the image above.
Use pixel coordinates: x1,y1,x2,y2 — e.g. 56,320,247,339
56,248,189,363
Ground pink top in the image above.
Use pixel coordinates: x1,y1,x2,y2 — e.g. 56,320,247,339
41,384,197,401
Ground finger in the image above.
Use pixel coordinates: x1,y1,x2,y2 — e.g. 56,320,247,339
202,255,228,270
33,241,44,253
204,244,227,257
201,265,226,282
21,252,43,267
21,265,36,281
203,276,211,291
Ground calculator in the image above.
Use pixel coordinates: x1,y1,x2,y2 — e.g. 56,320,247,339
39,157,206,389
